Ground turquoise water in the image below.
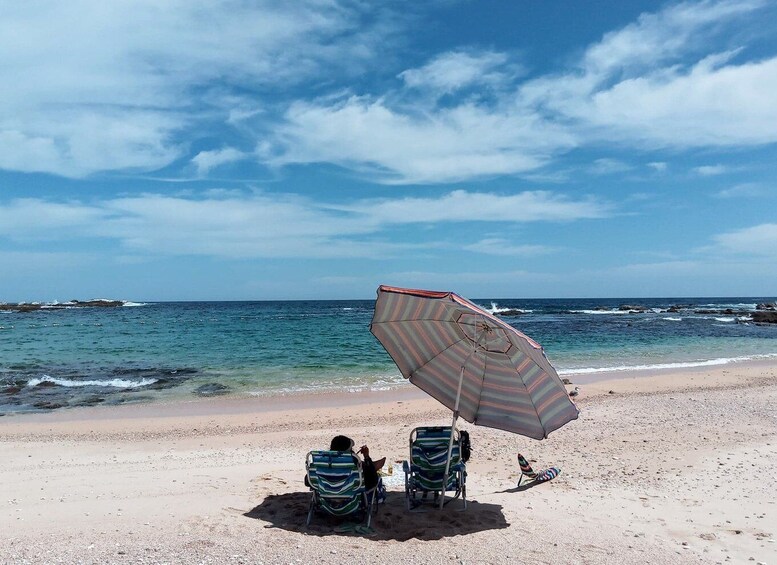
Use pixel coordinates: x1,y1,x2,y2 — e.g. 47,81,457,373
1,298,776,414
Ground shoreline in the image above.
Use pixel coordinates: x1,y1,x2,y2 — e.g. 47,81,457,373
3,356,776,428
2,362,776,564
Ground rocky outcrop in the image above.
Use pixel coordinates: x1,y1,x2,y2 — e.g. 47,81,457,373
756,302,777,310
0,299,126,312
752,311,777,324
619,304,649,313
493,309,526,316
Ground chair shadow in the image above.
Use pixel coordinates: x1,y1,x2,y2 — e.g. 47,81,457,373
496,480,544,493
243,491,509,541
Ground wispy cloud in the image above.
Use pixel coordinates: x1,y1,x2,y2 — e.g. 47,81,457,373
712,223,777,256
0,189,609,259
715,182,767,198
262,97,575,184
0,1,394,177
694,164,729,176
2,0,775,186
340,190,610,224
191,148,246,177
463,238,555,256
647,161,668,172
589,158,632,175
264,0,775,183
398,50,516,94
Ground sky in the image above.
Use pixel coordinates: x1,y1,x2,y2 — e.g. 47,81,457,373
1,0,777,301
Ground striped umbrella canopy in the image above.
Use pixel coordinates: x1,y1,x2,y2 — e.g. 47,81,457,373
370,285,579,440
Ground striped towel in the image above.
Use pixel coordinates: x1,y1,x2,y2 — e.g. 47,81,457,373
517,453,560,484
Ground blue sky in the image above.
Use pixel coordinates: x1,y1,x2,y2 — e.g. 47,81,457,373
1,0,777,301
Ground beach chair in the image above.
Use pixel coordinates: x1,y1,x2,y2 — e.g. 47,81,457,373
402,426,467,510
305,450,377,528
517,453,561,486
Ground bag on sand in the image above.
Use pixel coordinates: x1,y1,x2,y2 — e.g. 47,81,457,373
460,430,471,462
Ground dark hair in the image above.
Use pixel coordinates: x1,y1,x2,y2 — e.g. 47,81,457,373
330,435,354,452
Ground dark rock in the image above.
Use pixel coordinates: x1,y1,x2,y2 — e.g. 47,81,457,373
756,302,777,310
70,299,125,308
0,386,21,395
78,396,106,406
752,311,777,324
561,378,572,385
494,309,525,316
32,401,66,410
619,304,648,312
33,380,58,388
0,299,126,312
0,303,42,312
194,383,231,396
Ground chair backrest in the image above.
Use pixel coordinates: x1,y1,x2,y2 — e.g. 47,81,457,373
410,426,461,472
517,453,538,478
306,451,364,497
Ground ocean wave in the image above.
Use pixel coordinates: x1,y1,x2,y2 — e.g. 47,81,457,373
483,302,533,315
662,317,682,321
569,309,631,315
26,375,158,388
557,353,777,376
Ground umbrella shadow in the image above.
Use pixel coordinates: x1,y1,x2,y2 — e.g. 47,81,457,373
243,491,509,541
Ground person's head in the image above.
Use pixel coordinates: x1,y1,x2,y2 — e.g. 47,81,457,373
330,435,354,452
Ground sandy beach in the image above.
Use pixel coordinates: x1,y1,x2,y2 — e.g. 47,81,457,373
2,363,776,565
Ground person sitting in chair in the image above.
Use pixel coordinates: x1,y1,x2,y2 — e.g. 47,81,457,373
329,435,385,490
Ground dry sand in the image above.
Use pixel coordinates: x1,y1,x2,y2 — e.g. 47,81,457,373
2,363,776,564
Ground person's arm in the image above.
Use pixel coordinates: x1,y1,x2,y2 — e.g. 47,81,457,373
358,445,379,488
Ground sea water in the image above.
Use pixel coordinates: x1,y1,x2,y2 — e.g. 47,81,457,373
1,298,776,414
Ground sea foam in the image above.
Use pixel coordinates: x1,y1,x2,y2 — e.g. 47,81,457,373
558,353,777,376
26,375,157,388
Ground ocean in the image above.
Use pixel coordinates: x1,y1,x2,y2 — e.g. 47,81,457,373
1,297,776,415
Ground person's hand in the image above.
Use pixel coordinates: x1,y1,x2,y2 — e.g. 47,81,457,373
359,445,369,457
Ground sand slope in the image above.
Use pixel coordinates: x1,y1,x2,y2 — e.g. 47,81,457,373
1,364,776,564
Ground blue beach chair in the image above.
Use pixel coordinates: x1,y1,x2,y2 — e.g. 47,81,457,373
305,450,377,528
403,426,467,510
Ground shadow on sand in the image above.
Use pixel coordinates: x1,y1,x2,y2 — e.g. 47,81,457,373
496,480,547,493
243,491,509,541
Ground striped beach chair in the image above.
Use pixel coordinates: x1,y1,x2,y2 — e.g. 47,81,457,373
402,426,467,510
517,453,561,486
306,450,377,528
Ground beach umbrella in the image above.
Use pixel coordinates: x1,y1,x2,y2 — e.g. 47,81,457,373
370,285,579,507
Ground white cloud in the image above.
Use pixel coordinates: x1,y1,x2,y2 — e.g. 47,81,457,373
264,97,576,184
264,1,775,183
715,182,767,198
398,50,513,94
191,148,246,176
694,164,729,176
713,223,777,255
0,1,389,177
589,158,631,175
463,238,555,257
3,0,774,183
0,189,608,259
647,161,668,172
342,190,609,223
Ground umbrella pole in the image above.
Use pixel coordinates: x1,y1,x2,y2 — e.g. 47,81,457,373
440,365,465,509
